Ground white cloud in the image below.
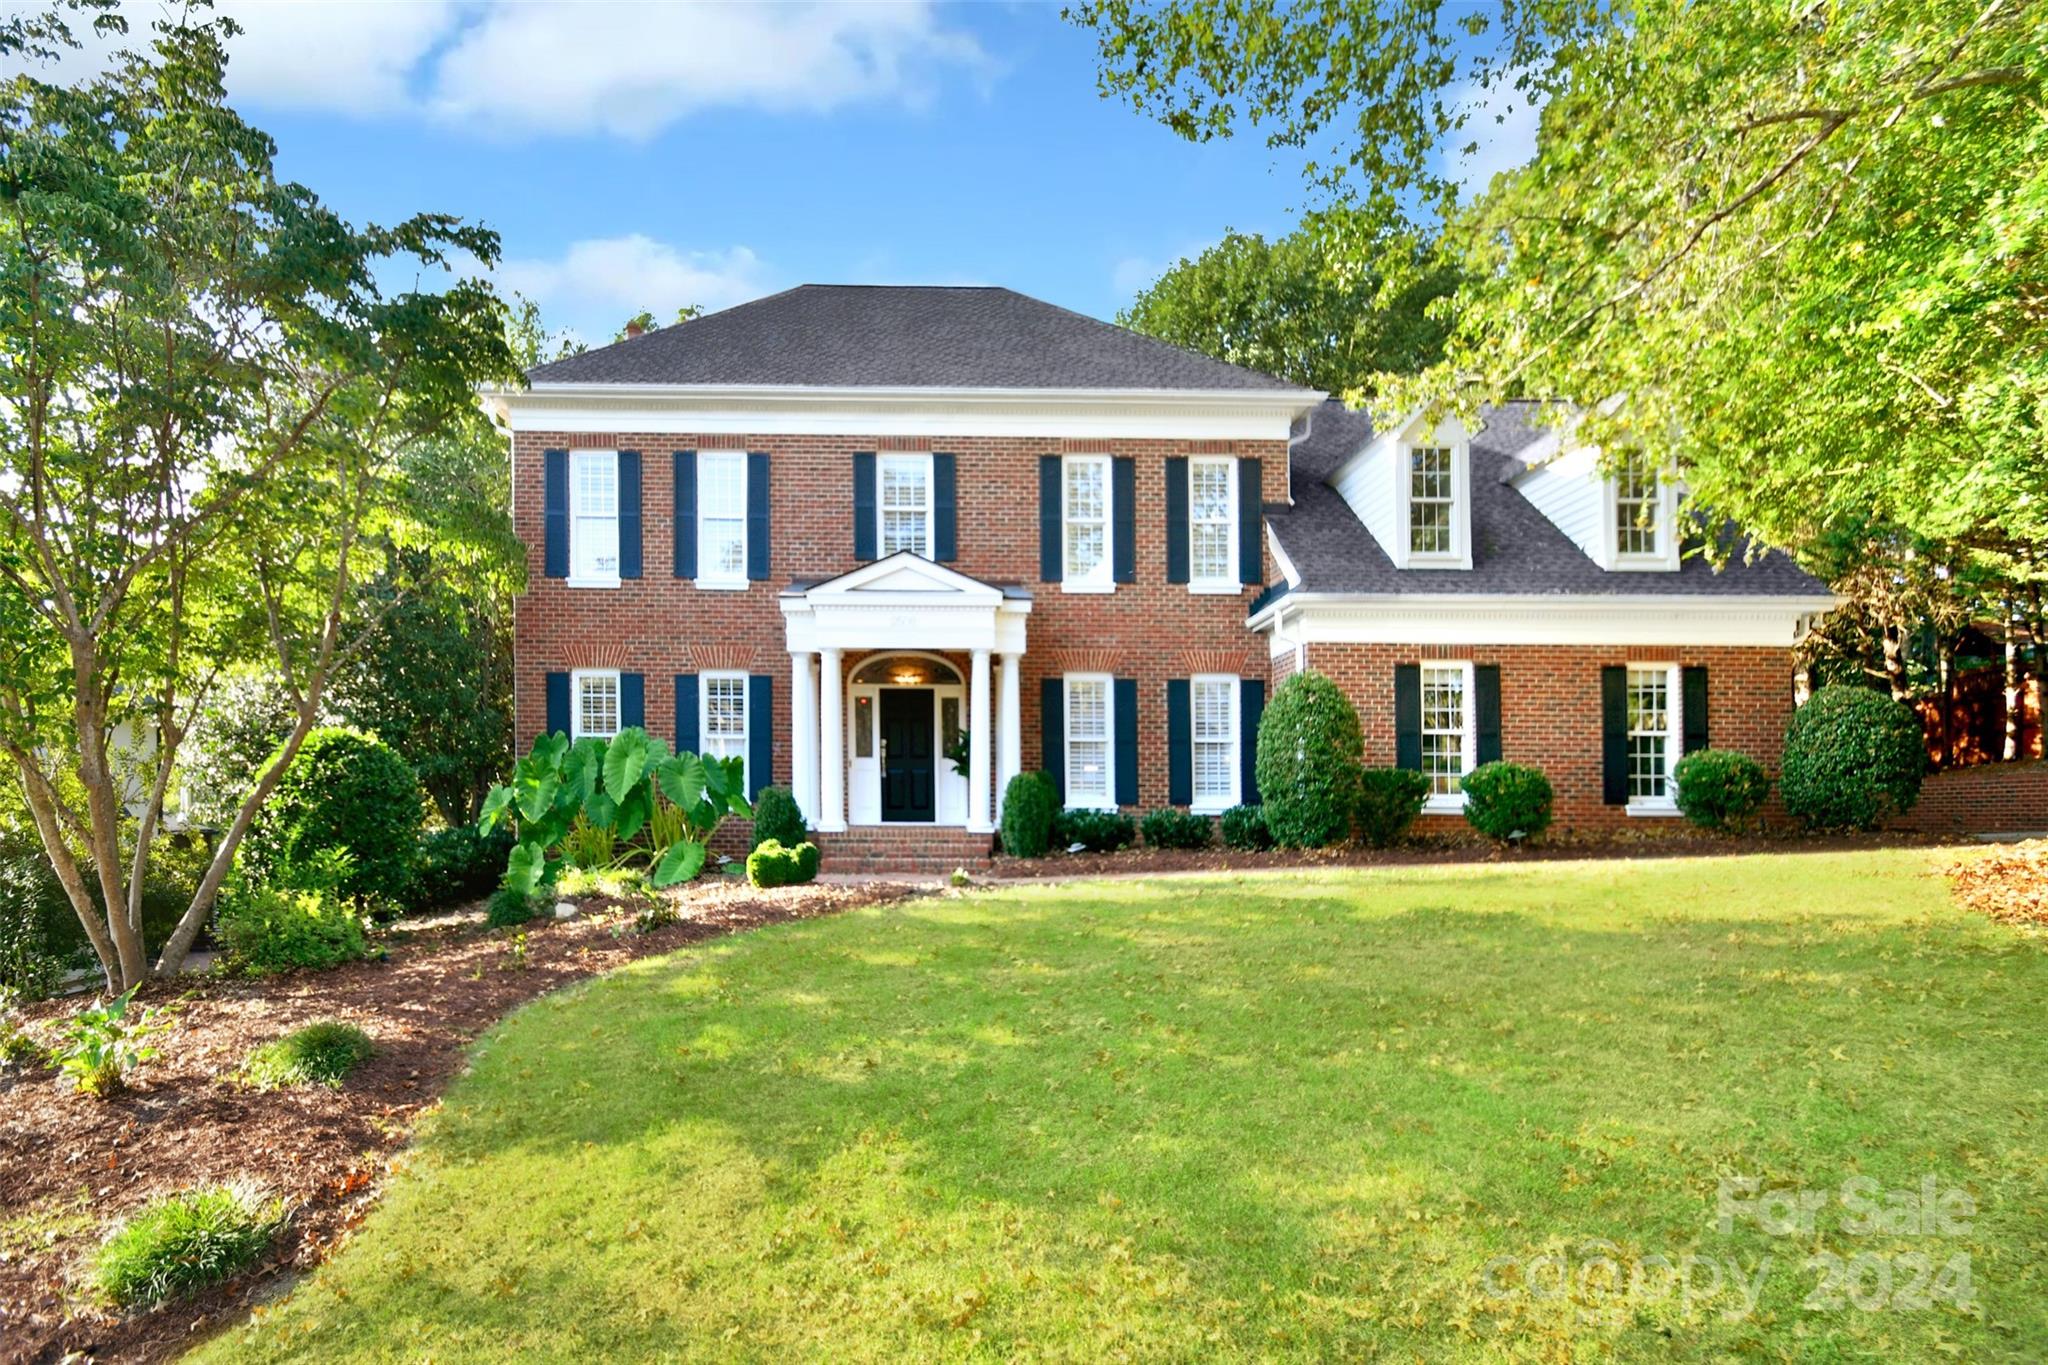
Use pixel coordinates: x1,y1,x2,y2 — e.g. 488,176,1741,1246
496,235,778,340
211,0,457,116
1446,71,1544,197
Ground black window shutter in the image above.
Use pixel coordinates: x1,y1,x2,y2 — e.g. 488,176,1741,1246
618,450,643,579
1166,680,1193,806
1238,456,1263,585
1040,677,1065,799
675,674,700,754
545,671,570,737
1601,665,1630,804
1114,678,1140,807
1039,456,1062,582
1683,666,1710,754
746,452,771,581
933,453,958,562
672,450,696,579
621,673,645,729
1165,456,1190,584
748,674,774,798
543,449,569,579
1241,679,1265,804
1113,457,1136,584
853,452,877,560
1394,664,1423,771
1475,664,1503,765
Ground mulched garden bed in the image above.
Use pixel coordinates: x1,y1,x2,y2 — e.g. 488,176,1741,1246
0,878,927,1365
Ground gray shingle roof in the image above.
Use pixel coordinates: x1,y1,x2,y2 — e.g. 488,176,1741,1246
1265,400,1827,599
527,285,1304,392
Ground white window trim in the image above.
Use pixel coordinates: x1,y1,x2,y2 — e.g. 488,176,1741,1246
694,449,749,591
1624,661,1684,816
1393,436,1471,571
1189,673,1241,814
699,669,750,794
1061,452,1115,594
877,452,935,560
1187,456,1239,592
570,668,622,741
567,448,621,589
1063,672,1116,811
1602,460,1682,573
1418,660,1478,814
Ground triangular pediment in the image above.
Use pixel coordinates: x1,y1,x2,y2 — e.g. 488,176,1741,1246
802,552,1004,602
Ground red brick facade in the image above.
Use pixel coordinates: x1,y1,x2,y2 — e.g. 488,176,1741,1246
1890,760,2048,836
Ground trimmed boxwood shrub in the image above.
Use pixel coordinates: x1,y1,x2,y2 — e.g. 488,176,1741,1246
1000,772,1058,858
1254,671,1364,848
214,885,371,975
92,1185,286,1307
1673,749,1773,831
1780,685,1925,830
1461,761,1554,843
485,885,539,928
747,838,820,888
1054,808,1136,853
1355,768,1430,848
1219,803,1272,851
1141,808,1212,850
244,728,423,912
750,785,808,851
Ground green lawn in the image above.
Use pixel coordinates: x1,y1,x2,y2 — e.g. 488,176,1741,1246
203,851,2047,1361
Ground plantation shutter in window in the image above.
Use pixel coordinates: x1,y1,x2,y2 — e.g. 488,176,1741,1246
620,673,645,729
1114,678,1139,807
745,453,771,581
675,674,700,754
1394,664,1422,771
1240,679,1265,804
1166,680,1193,806
545,671,570,737
1475,664,1503,765
748,674,773,798
672,450,696,578
853,452,877,560
1682,666,1710,754
933,453,958,562
617,450,643,580
1238,457,1263,585
1165,456,1190,584
1601,665,1629,804
1113,457,1136,584
543,449,569,579
1039,456,1062,582
1041,677,1065,799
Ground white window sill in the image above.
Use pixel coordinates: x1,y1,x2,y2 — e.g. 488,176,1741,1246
1191,799,1234,816
1065,795,1116,812
694,577,748,592
1626,800,1681,818
1061,580,1115,595
1402,557,1470,571
1423,793,1468,815
565,575,620,590
1612,557,1679,573
1188,581,1242,595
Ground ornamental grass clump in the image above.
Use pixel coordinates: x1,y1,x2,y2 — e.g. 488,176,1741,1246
239,1021,373,1090
92,1185,287,1307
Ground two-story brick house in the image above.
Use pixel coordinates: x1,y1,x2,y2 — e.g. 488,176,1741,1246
487,285,1832,866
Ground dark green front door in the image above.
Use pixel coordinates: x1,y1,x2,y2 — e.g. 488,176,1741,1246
880,689,935,823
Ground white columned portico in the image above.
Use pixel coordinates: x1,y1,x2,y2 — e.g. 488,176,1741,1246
998,652,1022,803
789,651,818,826
818,647,846,832
968,648,993,832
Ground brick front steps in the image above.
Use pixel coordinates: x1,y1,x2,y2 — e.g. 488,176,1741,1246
815,826,995,875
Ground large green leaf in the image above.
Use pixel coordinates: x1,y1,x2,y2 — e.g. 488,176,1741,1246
516,771,560,824
603,728,652,804
503,840,546,897
657,754,707,812
650,839,707,888
585,788,618,829
614,785,651,844
478,785,515,833
562,737,607,807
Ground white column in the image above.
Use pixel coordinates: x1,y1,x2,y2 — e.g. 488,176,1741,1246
789,651,818,826
968,648,993,833
818,648,846,832
998,652,1022,807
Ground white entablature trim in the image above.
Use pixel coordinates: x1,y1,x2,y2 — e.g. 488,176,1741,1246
780,552,1032,654
483,382,1324,441
1250,592,1836,650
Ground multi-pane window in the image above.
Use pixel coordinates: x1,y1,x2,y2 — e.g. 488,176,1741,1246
1616,458,1660,557
571,450,619,581
1064,455,1110,584
1409,446,1455,556
1191,677,1237,809
1420,664,1468,797
1627,666,1673,800
703,673,749,789
880,455,931,557
1189,457,1235,584
573,671,620,740
698,451,747,583
1065,676,1111,806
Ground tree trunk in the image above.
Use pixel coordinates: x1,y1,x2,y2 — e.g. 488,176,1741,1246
1937,638,1955,769
1881,620,1910,702
2005,597,2023,763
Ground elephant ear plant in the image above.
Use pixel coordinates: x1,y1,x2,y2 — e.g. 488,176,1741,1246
478,729,752,898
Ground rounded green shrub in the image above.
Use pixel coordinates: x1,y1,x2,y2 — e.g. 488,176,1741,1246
749,785,808,851
245,727,423,912
1461,761,1554,842
1000,772,1058,858
93,1184,287,1307
215,885,370,975
1219,803,1272,851
1673,749,1773,832
1253,671,1364,848
747,838,819,888
407,825,514,912
1780,686,1925,830
485,885,540,928
1355,768,1431,848
1054,808,1136,853
1140,808,1212,850
239,1021,374,1089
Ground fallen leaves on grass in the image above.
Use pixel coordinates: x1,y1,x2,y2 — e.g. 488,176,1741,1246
1947,840,2048,927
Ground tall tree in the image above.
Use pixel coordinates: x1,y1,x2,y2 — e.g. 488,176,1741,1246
0,4,515,989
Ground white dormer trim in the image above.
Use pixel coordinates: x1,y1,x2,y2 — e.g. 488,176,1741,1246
1329,407,1473,571
1597,457,1682,573
1505,421,1683,574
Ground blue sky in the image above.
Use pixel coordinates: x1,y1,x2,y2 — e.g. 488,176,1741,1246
28,1,1535,343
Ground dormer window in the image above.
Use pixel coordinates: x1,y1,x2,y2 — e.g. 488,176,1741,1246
1409,447,1456,556
1615,457,1661,558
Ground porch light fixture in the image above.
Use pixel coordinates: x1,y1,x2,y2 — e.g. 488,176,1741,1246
894,668,924,685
